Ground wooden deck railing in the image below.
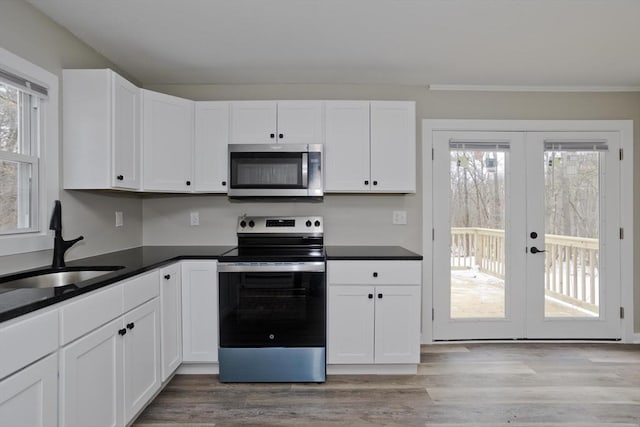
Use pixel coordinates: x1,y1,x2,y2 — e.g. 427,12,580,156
450,227,599,307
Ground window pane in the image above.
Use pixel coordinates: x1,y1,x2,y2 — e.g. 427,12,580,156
0,160,32,232
0,83,20,154
450,150,507,319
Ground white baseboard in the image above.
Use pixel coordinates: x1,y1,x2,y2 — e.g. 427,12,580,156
177,363,219,375
327,364,417,375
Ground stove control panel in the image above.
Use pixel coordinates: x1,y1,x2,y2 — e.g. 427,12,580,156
237,216,323,234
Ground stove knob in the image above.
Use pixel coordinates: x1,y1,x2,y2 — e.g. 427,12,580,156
314,220,321,227
240,220,247,228
305,220,312,227
248,220,255,228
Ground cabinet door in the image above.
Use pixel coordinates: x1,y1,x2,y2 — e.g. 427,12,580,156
181,261,218,362
276,101,324,144
194,102,230,192
373,285,421,364
111,72,140,189
327,285,375,364
123,298,161,423
370,101,416,193
60,318,124,427
142,90,194,191
159,264,182,381
0,353,57,427
324,101,371,192
230,101,277,144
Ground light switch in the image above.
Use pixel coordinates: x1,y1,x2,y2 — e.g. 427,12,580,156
190,211,200,226
115,211,123,227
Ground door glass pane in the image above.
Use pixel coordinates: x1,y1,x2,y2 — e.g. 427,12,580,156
544,150,600,318
450,149,506,318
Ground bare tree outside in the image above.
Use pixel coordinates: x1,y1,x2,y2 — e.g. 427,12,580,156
0,83,19,232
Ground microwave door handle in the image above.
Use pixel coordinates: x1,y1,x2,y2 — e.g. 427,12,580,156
301,152,308,187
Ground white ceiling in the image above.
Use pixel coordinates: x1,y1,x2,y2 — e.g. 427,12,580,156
27,0,640,88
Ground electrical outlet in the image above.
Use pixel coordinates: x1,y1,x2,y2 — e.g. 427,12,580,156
115,211,123,227
190,211,200,226
392,210,407,225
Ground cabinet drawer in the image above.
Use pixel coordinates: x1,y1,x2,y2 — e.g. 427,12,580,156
328,261,421,285
0,309,58,380
60,283,124,345
123,270,160,312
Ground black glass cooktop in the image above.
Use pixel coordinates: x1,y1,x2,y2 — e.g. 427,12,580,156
219,246,326,263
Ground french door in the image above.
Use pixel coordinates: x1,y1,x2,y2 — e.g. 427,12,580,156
432,130,621,340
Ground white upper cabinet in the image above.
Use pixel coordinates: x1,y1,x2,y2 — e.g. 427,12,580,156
370,101,416,193
230,101,324,144
324,101,371,192
194,102,230,192
63,69,141,190
324,101,416,193
142,89,194,192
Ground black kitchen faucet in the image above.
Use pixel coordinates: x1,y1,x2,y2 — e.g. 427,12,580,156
49,200,84,269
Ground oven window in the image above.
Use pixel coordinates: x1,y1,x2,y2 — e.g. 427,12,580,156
230,152,303,188
219,270,325,347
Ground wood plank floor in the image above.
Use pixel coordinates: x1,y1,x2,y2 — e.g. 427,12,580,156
134,343,640,426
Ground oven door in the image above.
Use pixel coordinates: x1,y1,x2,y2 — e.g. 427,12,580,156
218,262,326,348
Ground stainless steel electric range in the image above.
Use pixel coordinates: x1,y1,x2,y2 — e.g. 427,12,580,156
217,215,326,383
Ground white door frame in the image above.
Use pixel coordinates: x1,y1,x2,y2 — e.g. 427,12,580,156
422,119,634,343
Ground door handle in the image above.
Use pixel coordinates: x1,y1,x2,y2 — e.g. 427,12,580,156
530,246,546,254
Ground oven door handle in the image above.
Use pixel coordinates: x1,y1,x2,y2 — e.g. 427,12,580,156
218,262,325,273
301,152,309,188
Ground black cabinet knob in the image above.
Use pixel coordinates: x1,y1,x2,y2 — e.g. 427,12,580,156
364,180,369,185
118,328,127,336
368,293,373,299
116,175,124,181
373,272,378,278
186,180,191,186
378,293,383,299
126,322,135,330
164,274,171,280
373,181,378,186
222,181,227,186
279,133,284,139
270,133,275,139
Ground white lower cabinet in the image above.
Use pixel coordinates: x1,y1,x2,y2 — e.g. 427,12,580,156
60,297,161,427
123,298,161,422
60,317,124,427
160,263,182,380
327,261,421,365
0,353,58,427
181,261,218,362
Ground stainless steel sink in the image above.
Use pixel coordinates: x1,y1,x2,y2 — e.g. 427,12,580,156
0,266,125,289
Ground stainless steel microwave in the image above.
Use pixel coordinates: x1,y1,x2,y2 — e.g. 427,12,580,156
227,144,323,199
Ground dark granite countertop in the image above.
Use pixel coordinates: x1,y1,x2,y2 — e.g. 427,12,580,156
0,246,234,323
325,246,422,261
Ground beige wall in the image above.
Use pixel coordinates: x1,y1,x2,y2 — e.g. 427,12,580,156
0,0,143,273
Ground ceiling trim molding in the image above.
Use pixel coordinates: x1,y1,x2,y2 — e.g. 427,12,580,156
427,84,640,93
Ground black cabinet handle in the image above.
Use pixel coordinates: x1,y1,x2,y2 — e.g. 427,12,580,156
279,133,284,139
164,274,171,280
378,293,383,299
364,180,369,185
186,180,191,186
373,181,378,186
373,272,378,278
222,181,227,186
126,322,135,330
368,293,373,299
530,246,546,254
118,328,127,336
116,175,124,181
270,133,275,139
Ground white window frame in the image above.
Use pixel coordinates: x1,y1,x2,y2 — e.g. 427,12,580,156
0,46,59,256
